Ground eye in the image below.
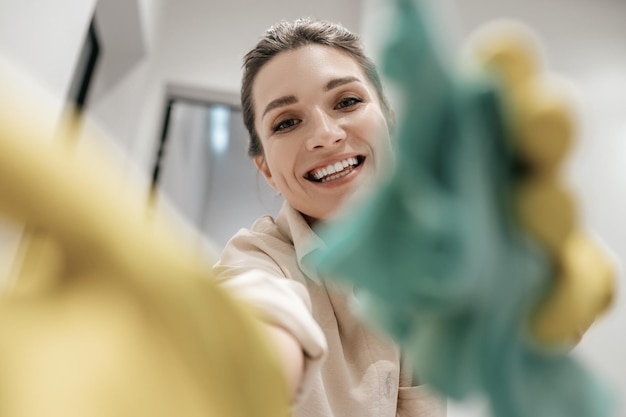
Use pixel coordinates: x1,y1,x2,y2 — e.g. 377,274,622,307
272,118,301,133
335,96,363,110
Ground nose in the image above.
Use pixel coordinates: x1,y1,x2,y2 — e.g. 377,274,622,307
306,109,346,150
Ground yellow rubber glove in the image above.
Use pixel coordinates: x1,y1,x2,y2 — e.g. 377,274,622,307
473,21,615,348
0,57,289,417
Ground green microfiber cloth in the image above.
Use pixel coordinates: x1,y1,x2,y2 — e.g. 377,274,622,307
310,0,614,416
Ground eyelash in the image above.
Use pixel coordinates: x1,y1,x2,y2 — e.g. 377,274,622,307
271,96,364,133
272,118,300,132
335,96,363,110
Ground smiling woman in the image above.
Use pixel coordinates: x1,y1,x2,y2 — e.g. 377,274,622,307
212,18,446,417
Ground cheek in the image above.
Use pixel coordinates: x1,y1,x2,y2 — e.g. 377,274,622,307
272,129,305,154
263,142,296,179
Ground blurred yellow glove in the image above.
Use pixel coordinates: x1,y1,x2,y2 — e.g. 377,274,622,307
473,21,615,347
0,57,289,417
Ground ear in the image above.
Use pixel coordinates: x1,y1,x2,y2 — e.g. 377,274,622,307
388,108,397,137
390,108,397,126
254,155,278,191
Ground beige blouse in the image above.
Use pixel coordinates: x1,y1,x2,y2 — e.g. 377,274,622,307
213,202,446,417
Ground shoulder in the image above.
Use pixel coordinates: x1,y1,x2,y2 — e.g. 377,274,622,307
215,213,296,277
226,214,293,253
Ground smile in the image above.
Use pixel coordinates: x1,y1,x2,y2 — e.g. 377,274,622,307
307,156,364,183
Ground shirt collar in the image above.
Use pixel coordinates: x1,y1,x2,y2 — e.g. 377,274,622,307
275,201,326,285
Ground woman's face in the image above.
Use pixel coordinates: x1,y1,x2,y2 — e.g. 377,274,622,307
252,44,393,224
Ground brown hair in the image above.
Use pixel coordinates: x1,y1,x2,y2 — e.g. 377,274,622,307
241,18,392,157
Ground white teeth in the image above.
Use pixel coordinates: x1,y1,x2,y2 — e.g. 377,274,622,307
310,157,360,182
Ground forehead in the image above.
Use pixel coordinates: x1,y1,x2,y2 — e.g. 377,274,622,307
252,44,368,108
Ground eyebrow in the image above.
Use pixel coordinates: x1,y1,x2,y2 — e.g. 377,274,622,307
325,76,361,91
262,95,297,118
261,76,362,118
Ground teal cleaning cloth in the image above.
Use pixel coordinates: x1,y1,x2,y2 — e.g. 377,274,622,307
309,0,613,416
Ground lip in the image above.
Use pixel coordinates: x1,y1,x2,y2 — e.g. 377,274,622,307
304,154,363,176
304,154,365,184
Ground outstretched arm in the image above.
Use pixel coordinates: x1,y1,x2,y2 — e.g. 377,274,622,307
264,324,305,400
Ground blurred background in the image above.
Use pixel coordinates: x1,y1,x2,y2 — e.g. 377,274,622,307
0,0,624,416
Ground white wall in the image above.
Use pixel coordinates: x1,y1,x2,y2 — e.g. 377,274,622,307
362,1,626,416
0,0,97,122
